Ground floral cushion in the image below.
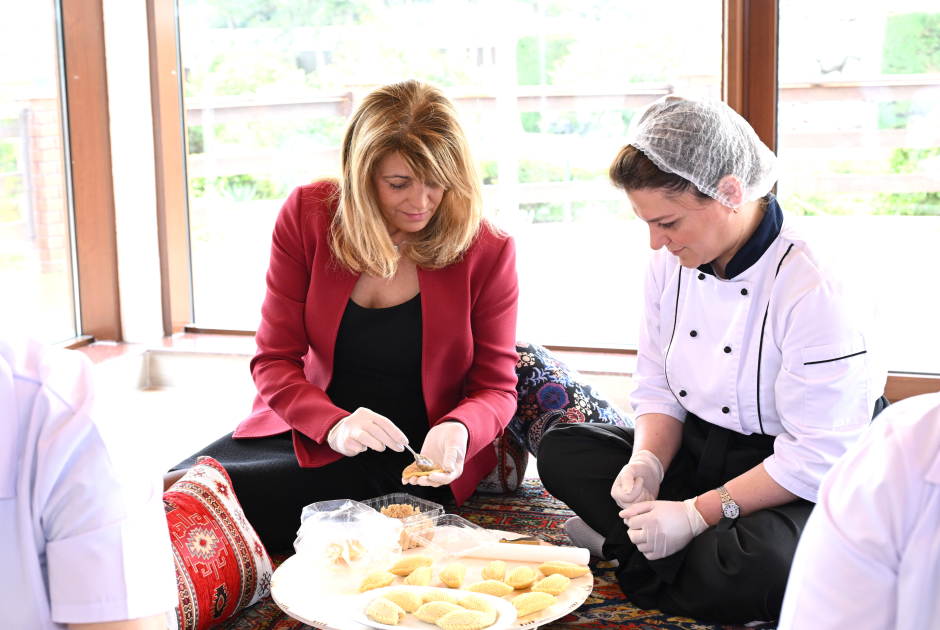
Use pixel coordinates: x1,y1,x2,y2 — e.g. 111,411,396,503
475,430,528,494
510,341,631,455
164,456,274,630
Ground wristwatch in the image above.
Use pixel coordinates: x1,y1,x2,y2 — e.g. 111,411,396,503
716,485,740,519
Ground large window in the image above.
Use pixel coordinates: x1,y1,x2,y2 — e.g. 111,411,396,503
0,1,76,342
178,0,722,347
778,0,940,373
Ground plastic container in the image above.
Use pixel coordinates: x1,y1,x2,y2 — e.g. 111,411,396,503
361,493,444,550
407,514,498,559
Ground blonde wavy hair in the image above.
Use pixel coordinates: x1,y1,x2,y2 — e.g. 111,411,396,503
328,79,485,279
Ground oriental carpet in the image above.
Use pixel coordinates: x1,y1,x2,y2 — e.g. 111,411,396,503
215,479,774,630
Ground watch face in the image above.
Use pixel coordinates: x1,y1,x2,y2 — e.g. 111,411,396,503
723,503,740,519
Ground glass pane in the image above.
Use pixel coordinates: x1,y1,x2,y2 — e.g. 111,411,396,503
778,1,940,373
0,1,76,342
179,1,722,347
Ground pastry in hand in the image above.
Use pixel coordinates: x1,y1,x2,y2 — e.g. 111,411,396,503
366,598,406,625
403,460,444,478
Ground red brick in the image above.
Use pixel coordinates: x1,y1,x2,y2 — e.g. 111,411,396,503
35,186,64,201
33,174,66,188
31,136,60,151
33,161,61,176
35,210,67,225
33,149,64,163
35,197,65,213
40,235,67,250
36,222,66,238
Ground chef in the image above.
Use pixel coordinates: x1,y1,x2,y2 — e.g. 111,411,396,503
779,393,940,630
537,95,888,624
1,338,177,630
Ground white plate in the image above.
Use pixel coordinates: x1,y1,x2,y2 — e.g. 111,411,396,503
349,586,517,630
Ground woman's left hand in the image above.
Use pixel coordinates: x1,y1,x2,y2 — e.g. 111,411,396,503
403,421,468,487
621,498,708,561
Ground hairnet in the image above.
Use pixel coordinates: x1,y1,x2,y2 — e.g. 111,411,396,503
625,95,778,207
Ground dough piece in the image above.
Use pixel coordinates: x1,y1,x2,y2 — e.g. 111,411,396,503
380,504,433,550
405,566,433,586
403,461,444,478
532,573,571,596
465,580,514,597
505,566,538,590
389,554,434,576
422,590,458,605
457,593,496,621
366,598,406,625
439,562,467,588
511,591,557,617
435,609,495,630
481,560,506,582
537,560,590,578
324,538,366,561
359,570,396,593
414,601,463,624
381,590,423,613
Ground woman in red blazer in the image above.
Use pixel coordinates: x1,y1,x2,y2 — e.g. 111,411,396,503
169,80,519,552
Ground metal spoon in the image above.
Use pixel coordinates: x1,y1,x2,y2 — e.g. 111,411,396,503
401,443,435,471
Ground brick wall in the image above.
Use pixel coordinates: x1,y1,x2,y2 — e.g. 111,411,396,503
26,97,69,273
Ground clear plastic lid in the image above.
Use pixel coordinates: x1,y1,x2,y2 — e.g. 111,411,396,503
407,514,498,559
361,493,445,551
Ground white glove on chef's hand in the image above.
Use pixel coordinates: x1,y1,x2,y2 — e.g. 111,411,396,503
403,421,468,488
621,498,708,561
610,450,664,509
327,408,408,457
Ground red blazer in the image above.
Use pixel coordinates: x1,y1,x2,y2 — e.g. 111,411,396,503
233,182,519,505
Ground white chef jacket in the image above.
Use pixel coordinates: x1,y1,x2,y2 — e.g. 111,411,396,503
0,338,177,629
778,393,940,630
630,198,886,502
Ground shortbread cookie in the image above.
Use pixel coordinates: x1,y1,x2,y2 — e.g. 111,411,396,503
414,601,463,623
505,566,538,590
436,609,495,630
422,590,458,605
359,570,396,592
465,580,514,597
381,590,423,613
537,560,590,578
457,593,496,621
366,597,406,625
511,591,556,617
481,560,506,582
405,565,432,586
389,554,434,576
440,562,467,588
402,461,444,477
532,573,570,596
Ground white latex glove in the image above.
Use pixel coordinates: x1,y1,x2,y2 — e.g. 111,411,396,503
326,407,408,457
402,421,468,487
610,450,664,509
621,498,708,561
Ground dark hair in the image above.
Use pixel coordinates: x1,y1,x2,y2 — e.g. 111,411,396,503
608,144,712,201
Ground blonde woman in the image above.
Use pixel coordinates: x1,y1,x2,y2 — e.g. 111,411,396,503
169,80,519,552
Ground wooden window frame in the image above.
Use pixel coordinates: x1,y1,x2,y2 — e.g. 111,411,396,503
146,0,938,399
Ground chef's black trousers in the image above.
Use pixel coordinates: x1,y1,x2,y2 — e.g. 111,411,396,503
537,416,813,624
171,431,451,555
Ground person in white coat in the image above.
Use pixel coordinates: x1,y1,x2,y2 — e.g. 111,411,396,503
779,392,940,630
537,95,888,624
0,338,177,630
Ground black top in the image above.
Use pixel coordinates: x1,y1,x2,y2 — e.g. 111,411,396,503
326,293,430,448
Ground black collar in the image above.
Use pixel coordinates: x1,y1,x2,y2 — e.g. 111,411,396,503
698,195,783,280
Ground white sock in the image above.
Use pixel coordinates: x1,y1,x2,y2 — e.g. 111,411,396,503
564,516,608,560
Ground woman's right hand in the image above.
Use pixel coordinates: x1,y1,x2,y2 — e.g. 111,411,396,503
610,450,665,509
327,408,408,456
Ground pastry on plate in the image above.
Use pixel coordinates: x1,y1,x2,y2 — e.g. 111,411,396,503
511,591,556,617
366,597,406,624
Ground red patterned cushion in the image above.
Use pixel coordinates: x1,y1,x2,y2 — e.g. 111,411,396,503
163,456,273,630
475,431,529,494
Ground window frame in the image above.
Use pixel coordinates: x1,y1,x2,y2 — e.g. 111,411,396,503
56,0,938,398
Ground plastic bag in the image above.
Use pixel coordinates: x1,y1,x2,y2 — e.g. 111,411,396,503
294,499,403,571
